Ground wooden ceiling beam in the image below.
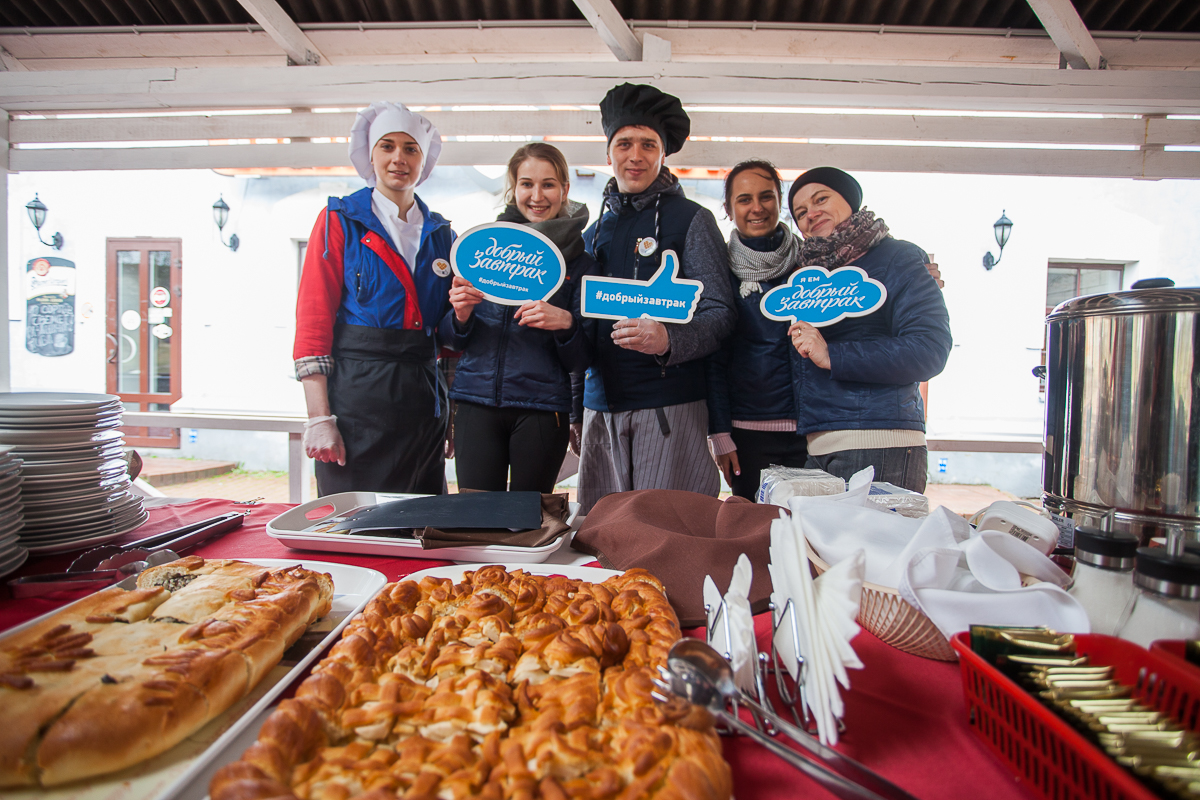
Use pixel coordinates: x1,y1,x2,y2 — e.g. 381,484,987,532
1025,0,1105,69
9,138,1198,180
570,0,642,61
13,109,1200,149
232,0,326,65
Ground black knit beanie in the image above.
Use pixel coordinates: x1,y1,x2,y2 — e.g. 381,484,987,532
787,167,863,215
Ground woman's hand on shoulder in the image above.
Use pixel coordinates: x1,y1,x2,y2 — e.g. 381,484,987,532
789,321,831,370
449,276,485,323
515,300,574,331
925,260,944,289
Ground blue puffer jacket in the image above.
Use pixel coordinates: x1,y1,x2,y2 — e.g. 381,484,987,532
442,251,596,414
792,237,952,435
706,269,799,433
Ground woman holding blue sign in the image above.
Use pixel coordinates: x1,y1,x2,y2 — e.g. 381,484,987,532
293,102,455,497
784,167,952,492
442,143,595,492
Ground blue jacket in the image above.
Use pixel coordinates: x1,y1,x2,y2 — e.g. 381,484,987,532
706,270,800,433
442,251,596,414
793,237,952,435
295,188,456,362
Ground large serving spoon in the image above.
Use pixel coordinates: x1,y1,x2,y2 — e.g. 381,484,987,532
660,639,921,800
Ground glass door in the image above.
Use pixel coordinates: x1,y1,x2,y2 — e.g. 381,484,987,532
106,239,182,447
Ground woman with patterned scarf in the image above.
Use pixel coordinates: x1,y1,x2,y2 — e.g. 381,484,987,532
785,166,952,492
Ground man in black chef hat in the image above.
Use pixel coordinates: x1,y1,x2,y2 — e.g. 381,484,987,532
577,82,736,513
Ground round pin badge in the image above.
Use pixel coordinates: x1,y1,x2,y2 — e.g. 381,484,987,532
432,258,452,277
637,237,658,257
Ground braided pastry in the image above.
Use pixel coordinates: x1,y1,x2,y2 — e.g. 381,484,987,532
211,567,730,800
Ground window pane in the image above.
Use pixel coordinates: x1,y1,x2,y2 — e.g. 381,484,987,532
1046,267,1078,309
148,251,173,394
117,251,141,393
1078,267,1122,297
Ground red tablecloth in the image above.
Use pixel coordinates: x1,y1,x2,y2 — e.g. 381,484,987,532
0,499,1035,800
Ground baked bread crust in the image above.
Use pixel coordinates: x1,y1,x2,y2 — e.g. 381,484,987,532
211,567,731,800
0,557,333,787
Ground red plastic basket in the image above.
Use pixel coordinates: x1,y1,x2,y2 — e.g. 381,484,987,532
951,632,1200,800
1149,640,1200,676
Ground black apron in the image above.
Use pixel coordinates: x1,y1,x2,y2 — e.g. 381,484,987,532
315,324,447,496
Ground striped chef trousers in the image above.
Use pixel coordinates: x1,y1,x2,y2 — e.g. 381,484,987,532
577,399,720,514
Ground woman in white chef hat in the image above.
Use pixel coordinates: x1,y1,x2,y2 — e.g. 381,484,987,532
293,101,456,496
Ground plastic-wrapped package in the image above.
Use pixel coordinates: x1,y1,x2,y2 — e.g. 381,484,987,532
866,481,930,518
757,466,845,506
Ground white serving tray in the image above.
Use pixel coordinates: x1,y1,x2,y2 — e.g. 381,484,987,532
1,558,387,800
180,563,619,800
266,491,580,564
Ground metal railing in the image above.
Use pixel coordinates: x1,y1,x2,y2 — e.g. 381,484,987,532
121,412,311,503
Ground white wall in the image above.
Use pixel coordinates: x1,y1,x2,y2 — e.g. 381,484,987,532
8,166,1200,478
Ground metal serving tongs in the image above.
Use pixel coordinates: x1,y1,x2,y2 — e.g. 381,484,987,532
8,512,247,598
653,639,921,800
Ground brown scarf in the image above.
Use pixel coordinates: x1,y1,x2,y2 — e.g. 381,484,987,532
798,208,890,269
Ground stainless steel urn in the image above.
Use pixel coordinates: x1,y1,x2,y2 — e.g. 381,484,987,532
1043,288,1200,544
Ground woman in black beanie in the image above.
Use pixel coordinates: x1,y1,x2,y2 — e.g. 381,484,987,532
784,167,952,492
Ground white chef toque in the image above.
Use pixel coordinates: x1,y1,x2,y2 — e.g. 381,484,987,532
348,102,442,188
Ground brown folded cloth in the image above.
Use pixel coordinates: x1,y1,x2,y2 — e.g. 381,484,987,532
415,492,572,550
571,490,785,627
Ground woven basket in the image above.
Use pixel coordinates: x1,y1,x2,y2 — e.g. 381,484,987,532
805,541,957,662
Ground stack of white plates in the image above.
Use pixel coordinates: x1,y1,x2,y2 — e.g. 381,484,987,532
0,393,147,555
0,446,26,577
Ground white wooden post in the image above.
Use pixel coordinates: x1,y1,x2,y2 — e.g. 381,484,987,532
0,110,10,393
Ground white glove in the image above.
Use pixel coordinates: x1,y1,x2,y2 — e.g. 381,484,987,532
303,415,346,465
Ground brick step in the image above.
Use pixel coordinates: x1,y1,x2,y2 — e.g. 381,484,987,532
138,457,238,487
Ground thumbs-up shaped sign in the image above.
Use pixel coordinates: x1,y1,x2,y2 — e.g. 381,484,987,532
581,250,703,323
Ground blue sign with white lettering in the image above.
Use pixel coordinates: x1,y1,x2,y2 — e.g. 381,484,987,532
450,222,565,306
760,266,887,327
580,250,703,323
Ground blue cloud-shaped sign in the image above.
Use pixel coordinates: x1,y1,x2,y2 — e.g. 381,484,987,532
760,266,887,327
581,250,703,323
450,222,566,306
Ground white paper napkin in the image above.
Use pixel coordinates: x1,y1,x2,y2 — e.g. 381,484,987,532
768,509,866,746
704,555,758,694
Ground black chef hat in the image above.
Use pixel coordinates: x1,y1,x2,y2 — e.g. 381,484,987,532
788,167,863,215
600,83,691,156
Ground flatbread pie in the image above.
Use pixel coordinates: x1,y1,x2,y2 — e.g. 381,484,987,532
211,566,731,800
0,556,333,787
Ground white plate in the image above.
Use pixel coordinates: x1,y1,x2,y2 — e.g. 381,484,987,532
22,482,132,506
20,498,141,529
21,491,133,517
22,511,149,553
0,427,126,445
0,402,122,418
0,392,120,410
21,457,128,476
267,491,581,564
5,430,125,450
20,466,129,488
0,418,123,432
18,447,125,466
0,546,28,577
19,505,146,541
0,410,121,424
0,558,387,800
